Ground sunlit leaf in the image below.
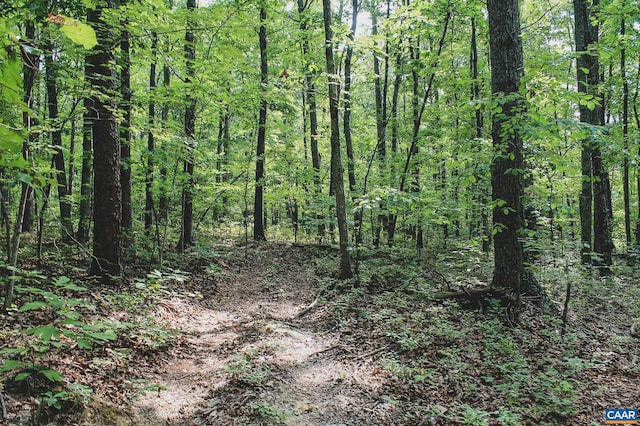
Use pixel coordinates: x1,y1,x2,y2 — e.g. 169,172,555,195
50,14,97,49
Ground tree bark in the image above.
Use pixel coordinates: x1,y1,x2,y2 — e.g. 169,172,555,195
386,53,402,246
297,0,324,240
323,0,352,279
21,20,38,233
145,32,157,231
77,94,93,245
574,0,614,274
120,25,132,233
178,0,197,251
620,10,631,248
159,63,170,219
253,3,268,241
470,16,490,253
487,0,526,296
44,33,73,242
87,0,122,282
343,0,358,193
634,60,640,246
343,0,360,244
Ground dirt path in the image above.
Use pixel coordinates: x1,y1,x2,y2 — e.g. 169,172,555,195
131,243,392,426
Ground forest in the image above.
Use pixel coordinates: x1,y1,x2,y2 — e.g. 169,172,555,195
0,0,639,424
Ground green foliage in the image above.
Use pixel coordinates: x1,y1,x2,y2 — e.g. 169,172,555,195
51,14,98,49
221,349,271,386
459,404,491,426
40,383,93,411
0,272,118,418
250,401,291,425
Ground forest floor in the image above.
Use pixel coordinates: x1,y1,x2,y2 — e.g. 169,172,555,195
1,241,639,425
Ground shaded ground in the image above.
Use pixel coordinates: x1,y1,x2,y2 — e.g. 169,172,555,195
131,243,396,425
1,241,639,425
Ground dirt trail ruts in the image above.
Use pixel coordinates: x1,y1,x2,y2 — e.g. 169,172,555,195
131,243,394,426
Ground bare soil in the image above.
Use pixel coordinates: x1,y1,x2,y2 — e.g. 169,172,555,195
130,242,393,426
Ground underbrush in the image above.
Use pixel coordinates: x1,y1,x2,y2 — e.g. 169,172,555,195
321,246,640,425
0,264,181,424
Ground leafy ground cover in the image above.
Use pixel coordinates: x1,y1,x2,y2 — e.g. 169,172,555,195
0,241,638,425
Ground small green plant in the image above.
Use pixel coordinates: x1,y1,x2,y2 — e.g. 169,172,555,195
532,369,577,419
459,404,491,426
39,383,93,410
496,407,523,425
0,272,129,420
222,349,270,386
251,401,291,424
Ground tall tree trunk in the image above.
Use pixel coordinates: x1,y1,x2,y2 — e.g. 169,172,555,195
470,16,490,253
145,32,157,231
370,2,389,247
372,7,386,163
634,60,640,245
3,183,29,310
592,147,614,275
386,53,402,246
343,0,358,193
575,0,595,265
159,63,170,218
5,20,38,309
343,0,359,243
77,94,93,245
221,103,231,211
297,0,324,240
21,21,38,233
574,0,613,274
323,0,352,279
487,0,527,297
87,0,122,282
178,0,197,251
253,3,268,241
620,10,631,248
44,34,73,242
120,25,132,234
69,103,76,199
410,46,423,250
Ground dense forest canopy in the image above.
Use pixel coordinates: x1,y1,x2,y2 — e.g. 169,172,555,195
0,0,638,293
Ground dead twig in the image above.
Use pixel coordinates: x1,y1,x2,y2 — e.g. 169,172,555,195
354,345,388,361
294,285,327,319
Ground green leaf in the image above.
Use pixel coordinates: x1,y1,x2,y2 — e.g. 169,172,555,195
15,171,33,185
0,52,22,103
76,338,93,349
59,17,97,49
19,301,49,311
58,310,82,320
85,331,116,341
40,369,63,382
31,344,50,353
0,347,26,356
0,125,24,156
0,359,26,373
14,371,32,381
25,325,60,342
61,319,85,326
54,276,86,291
